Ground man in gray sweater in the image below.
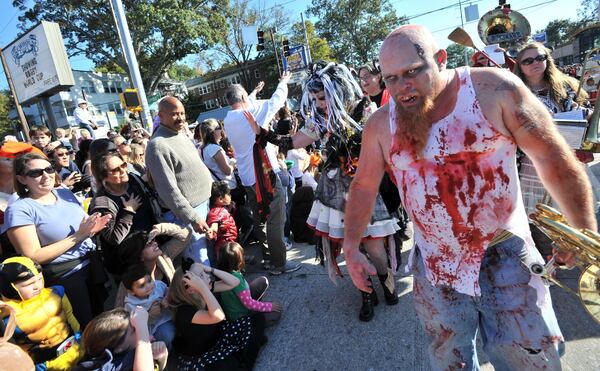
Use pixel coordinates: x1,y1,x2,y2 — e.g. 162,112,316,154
146,96,213,264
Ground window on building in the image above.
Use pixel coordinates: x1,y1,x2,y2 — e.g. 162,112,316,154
254,69,260,78
102,81,123,94
81,80,97,94
219,80,226,89
108,102,124,115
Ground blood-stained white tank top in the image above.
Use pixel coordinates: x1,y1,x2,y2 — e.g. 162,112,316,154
388,67,539,296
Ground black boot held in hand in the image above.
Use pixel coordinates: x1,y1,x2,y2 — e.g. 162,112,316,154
359,284,379,322
378,270,399,305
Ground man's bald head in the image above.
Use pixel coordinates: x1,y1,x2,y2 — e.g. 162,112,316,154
381,24,439,60
158,96,186,132
158,96,183,112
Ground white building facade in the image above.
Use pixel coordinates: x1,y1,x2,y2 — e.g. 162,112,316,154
15,70,129,129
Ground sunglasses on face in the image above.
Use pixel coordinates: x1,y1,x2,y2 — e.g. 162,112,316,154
108,162,128,174
55,151,72,157
520,54,548,66
24,166,55,178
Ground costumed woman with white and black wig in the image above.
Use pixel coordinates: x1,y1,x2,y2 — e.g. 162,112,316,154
244,61,400,322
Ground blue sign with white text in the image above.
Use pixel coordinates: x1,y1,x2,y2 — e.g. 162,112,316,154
281,45,308,72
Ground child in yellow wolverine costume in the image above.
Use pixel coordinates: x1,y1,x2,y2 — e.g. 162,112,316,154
0,256,82,370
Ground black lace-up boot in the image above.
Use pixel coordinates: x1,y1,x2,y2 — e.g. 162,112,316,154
358,278,379,322
378,270,399,305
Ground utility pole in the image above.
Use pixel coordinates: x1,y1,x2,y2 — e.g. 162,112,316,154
458,0,469,66
270,29,282,76
301,12,312,64
109,0,152,130
0,50,30,142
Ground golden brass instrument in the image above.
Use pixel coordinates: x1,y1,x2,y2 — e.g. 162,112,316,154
577,47,600,152
477,5,530,54
529,204,600,323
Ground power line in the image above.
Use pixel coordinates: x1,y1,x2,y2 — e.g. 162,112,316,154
432,0,560,34
406,0,483,21
0,10,19,43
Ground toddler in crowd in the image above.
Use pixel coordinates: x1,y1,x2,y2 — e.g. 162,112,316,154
302,151,321,191
207,181,238,262
0,256,83,370
217,242,282,326
122,264,175,350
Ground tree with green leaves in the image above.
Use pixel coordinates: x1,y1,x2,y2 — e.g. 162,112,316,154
0,91,17,139
167,63,200,82
307,0,406,66
201,0,289,88
12,0,229,93
290,20,334,62
542,19,578,48
577,0,599,27
445,43,474,69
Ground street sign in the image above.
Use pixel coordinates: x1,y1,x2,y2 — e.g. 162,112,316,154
533,32,547,44
2,21,74,105
465,4,479,22
281,45,309,85
281,45,308,73
242,26,258,45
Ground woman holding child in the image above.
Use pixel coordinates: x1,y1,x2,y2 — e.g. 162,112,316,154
168,259,266,370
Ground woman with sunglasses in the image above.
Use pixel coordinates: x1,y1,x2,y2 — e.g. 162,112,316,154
4,153,111,327
513,42,589,115
44,140,91,195
167,260,266,370
89,151,162,278
513,42,593,256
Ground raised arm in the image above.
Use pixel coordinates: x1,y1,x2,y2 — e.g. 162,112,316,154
243,111,316,150
342,109,388,291
500,72,596,231
183,271,226,324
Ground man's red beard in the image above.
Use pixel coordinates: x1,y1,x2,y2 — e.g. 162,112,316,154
394,95,435,155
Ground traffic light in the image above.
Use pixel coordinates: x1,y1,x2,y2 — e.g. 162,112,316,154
120,89,141,111
257,31,265,51
282,39,290,57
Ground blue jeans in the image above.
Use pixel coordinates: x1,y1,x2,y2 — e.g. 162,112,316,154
78,123,96,139
412,236,563,371
153,320,175,350
162,201,210,265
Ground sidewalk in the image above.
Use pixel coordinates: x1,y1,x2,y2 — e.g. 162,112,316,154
246,240,600,370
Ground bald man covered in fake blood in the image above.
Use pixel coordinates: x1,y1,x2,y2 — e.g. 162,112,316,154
342,24,596,370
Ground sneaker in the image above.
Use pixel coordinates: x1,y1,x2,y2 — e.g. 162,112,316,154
261,259,274,270
285,241,293,251
269,261,301,275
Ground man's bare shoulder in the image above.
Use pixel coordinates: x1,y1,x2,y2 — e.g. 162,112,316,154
363,103,391,135
470,67,526,96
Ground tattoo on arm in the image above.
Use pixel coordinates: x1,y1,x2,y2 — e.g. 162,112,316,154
495,80,518,92
515,105,544,133
414,44,425,60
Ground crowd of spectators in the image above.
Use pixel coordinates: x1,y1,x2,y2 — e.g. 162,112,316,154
0,37,597,370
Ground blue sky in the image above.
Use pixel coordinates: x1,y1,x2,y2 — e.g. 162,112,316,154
0,0,581,90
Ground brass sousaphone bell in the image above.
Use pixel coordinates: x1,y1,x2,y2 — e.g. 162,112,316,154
477,5,531,54
529,204,600,324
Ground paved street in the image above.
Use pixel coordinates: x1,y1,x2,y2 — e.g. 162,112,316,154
246,239,600,371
